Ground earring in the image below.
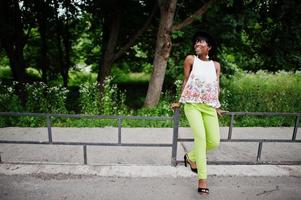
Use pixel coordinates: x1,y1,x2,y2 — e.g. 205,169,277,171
206,55,209,59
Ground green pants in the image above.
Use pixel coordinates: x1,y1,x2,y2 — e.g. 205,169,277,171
184,103,220,179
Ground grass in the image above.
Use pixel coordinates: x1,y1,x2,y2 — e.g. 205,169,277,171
113,72,150,84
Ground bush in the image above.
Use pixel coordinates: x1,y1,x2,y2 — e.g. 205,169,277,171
0,81,23,112
79,82,101,115
220,70,301,126
0,81,69,127
75,76,130,127
0,71,300,127
225,70,301,112
24,82,68,114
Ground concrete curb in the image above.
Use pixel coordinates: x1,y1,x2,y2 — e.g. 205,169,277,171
1,164,301,178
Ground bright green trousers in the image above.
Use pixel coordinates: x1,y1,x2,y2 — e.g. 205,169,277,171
184,103,220,179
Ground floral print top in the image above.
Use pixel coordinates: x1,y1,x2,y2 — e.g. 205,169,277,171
179,56,221,108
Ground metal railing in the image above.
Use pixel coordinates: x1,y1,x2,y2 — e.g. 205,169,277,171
0,111,177,165
176,111,301,165
0,110,300,166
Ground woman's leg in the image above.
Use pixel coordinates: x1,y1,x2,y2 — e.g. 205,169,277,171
201,104,220,152
184,103,220,180
184,104,207,180
198,104,220,191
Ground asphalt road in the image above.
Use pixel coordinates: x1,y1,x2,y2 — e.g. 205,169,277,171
1,174,301,200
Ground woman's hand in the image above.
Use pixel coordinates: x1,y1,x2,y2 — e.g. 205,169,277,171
171,102,181,110
216,108,228,117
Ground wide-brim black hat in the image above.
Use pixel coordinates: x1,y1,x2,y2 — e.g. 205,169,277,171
192,31,216,52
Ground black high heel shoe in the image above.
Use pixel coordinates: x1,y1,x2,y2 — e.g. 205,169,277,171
198,188,209,195
184,154,197,173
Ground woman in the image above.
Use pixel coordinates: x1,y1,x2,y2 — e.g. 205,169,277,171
171,31,224,195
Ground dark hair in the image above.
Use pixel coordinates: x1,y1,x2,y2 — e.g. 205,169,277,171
192,31,216,50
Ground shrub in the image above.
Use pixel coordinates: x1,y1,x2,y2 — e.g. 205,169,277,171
226,70,301,112
222,70,301,126
79,76,129,115
1,71,300,127
79,82,101,115
24,82,68,113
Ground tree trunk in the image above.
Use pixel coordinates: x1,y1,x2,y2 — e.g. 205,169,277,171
144,0,216,108
1,0,27,83
62,24,71,87
54,0,65,81
97,0,122,93
143,0,177,108
4,44,27,83
40,27,49,82
0,0,28,104
36,0,49,83
61,0,71,87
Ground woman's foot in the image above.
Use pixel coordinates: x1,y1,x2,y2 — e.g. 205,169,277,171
198,179,209,195
184,154,197,173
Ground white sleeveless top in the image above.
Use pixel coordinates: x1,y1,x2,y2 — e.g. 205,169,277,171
179,56,221,108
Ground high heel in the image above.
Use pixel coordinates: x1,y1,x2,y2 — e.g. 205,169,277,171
184,154,197,173
198,188,209,195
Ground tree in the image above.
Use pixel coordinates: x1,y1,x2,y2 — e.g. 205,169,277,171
0,0,28,83
200,0,301,72
91,0,158,93
32,0,52,82
144,0,216,107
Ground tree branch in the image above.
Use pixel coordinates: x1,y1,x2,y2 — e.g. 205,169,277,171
171,0,217,32
113,4,158,61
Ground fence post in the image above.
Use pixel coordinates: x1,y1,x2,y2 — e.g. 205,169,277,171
83,145,87,165
171,108,180,166
118,117,122,145
46,114,53,143
228,114,234,140
292,115,300,141
256,141,263,162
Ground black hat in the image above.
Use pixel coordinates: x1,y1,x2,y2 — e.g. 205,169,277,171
192,31,216,52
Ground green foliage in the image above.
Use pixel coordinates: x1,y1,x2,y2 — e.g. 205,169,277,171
79,82,101,115
0,81,23,112
226,70,301,112
101,76,129,116
69,70,97,86
217,46,242,75
131,44,148,58
26,67,42,79
0,66,12,80
112,68,150,84
24,82,68,114
222,70,301,126
171,30,185,39
79,76,129,116
0,50,9,66
1,71,300,127
0,81,68,127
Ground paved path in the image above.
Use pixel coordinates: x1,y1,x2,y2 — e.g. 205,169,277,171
1,173,301,200
0,164,301,200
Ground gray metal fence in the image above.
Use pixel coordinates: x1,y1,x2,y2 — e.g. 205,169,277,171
177,111,301,165
0,110,300,166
